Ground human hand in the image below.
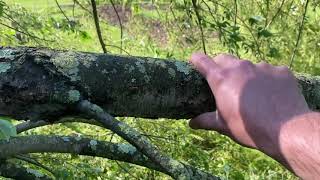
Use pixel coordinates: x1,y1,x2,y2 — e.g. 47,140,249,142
189,53,311,161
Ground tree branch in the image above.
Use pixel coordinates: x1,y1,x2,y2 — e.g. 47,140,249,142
0,135,167,174
16,117,102,133
192,0,207,54
76,100,219,179
289,0,309,68
55,0,71,23
109,0,124,54
91,0,107,53
0,160,52,180
0,46,319,121
14,154,56,176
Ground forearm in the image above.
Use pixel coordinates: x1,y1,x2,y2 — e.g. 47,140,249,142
279,112,320,179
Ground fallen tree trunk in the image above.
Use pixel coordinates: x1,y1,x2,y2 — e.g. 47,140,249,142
0,46,319,121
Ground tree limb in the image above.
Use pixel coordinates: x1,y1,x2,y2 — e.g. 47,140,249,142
0,46,319,121
16,117,102,133
0,135,181,175
77,100,219,179
91,0,107,53
0,160,52,180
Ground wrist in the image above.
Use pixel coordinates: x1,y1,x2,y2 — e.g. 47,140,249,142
278,111,320,178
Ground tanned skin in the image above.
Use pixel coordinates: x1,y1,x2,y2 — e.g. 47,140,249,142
189,53,320,179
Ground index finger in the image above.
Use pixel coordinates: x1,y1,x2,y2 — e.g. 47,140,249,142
189,53,220,79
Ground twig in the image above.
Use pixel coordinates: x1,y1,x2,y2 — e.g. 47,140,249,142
0,22,41,45
233,0,239,56
234,0,237,26
105,44,131,55
115,161,140,179
14,154,56,176
72,0,76,18
90,0,107,53
15,117,103,133
55,0,71,23
74,0,92,14
266,0,286,28
77,100,219,179
110,0,124,54
206,0,264,59
192,0,207,54
289,0,309,68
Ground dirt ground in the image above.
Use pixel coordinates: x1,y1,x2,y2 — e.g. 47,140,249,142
98,4,169,46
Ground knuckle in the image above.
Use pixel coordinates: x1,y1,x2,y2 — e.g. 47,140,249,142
215,53,237,61
208,69,224,85
238,60,254,68
257,61,271,69
276,65,289,72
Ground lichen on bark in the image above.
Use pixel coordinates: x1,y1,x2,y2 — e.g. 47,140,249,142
0,46,319,121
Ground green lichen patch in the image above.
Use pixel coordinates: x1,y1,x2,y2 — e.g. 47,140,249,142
75,136,82,141
90,103,104,114
135,60,146,73
26,168,44,178
89,140,98,150
175,61,191,75
0,62,11,73
0,49,14,60
118,143,137,154
128,66,135,73
78,53,97,68
168,67,176,78
144,75,151,83
51,52,80,82
67,90,81,103
155,60,167,68
62,137,70,142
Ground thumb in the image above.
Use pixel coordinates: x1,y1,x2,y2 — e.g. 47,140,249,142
189,111,227,134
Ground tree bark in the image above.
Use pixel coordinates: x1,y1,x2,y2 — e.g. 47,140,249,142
0,46,319,121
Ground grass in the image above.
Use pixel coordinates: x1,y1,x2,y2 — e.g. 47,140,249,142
0,0,303,179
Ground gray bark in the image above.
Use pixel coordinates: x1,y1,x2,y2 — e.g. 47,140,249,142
0,160,52,180
0,46,319,121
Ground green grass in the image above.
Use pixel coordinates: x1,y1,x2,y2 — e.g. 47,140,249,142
0,0,305,179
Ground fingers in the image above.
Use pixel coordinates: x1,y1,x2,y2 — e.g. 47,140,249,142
189,111,228,135
213,54,239,68
189,52,220,78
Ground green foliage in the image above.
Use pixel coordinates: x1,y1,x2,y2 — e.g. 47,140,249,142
0,118,16,140
0,1,5,17
1,0,318,179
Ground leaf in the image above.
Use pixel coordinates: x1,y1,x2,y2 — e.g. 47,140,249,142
190,134,205,141
79,31,91,41
267,47,280,58
258,29,273,38
248,15,265,25
0,1,5,17
0,119,17,140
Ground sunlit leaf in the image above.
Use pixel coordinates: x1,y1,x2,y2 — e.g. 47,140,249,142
248,15,265,25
